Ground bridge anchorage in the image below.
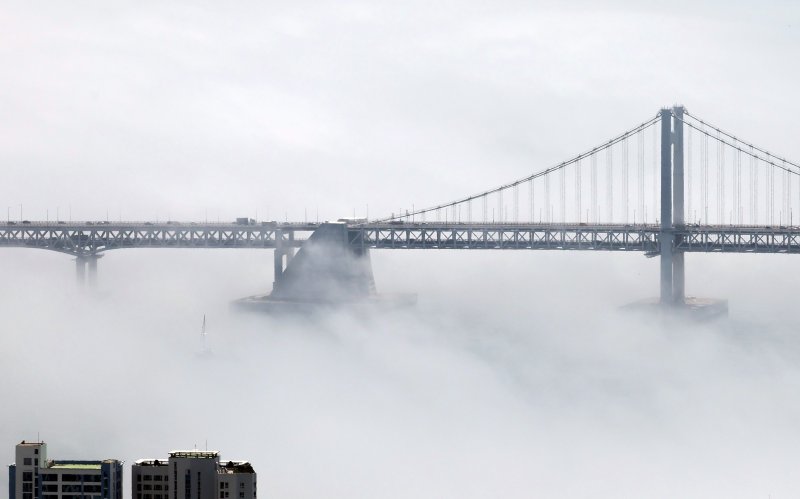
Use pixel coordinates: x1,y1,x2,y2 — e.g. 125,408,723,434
1,104,797,316
234,222,417,313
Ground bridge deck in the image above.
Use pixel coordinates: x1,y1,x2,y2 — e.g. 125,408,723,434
0,222,799,256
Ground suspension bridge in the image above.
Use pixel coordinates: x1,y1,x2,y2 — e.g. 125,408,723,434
2,106,798,308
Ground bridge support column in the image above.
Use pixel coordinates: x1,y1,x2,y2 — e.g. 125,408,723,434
659,108,674,305
286,232,296,266
659,105,686,306
672,106,685,304
87,255,98,287
76,257,87,287
273,230,296,287
273,248,284,285
75,254,101,288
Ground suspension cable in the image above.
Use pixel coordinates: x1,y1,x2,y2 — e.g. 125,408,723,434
374,113,661,222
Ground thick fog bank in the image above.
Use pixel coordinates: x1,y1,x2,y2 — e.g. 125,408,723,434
2,249,800,498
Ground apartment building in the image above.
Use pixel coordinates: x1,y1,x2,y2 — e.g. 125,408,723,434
131,450,255,499
8,442,122,499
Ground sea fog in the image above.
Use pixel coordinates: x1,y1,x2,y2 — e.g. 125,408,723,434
2,247,800,498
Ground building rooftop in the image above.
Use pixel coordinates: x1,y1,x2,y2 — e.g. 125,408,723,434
134,459,168,466
168,451,219,459
49,462,102,470
18,441,45,447
218,461,254,474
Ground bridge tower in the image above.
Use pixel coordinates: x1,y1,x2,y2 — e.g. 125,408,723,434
660,106,685,306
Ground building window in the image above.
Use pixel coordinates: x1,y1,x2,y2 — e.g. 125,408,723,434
23,472,33,481
24,458,32,465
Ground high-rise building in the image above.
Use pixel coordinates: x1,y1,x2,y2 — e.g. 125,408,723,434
8,442,122,499
131,451,255,499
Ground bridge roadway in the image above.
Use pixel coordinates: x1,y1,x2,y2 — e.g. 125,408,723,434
1,221,800,256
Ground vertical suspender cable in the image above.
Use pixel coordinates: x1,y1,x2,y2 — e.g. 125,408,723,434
687,125,693,222
498,189,503,223
736,147,742,224
637,130,644,223
591,152,598,223
576,159,582,223
768,152,774,225
607,145,614,223
545,173,550,223
560,165,566,223
752,147,758,225
513,184,519,223
653,123,658,224
717,131,723,223
784,160,790,224
623,137,629,224
528,178,534,223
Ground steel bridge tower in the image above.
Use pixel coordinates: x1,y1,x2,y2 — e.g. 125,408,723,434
660,106,685,306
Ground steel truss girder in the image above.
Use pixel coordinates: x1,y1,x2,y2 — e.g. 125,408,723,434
0,224,311,256
358,225,660,251
5,223,800,256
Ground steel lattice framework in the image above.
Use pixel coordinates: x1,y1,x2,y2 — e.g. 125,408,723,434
4,222,800,256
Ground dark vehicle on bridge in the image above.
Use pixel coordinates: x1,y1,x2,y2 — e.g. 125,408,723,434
236,218,256,225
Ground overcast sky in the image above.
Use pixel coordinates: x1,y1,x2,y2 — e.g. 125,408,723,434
3,2,800,498
1,1,799,222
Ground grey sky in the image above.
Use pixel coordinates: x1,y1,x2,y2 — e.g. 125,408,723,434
2,1,798,222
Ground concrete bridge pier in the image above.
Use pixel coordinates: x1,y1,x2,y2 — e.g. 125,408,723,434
75,257,87,287
272,230,296,288
235,222,411,313
75,254,101,288
87,255,98,286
